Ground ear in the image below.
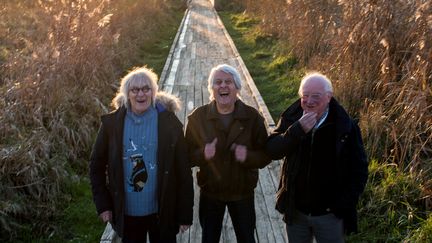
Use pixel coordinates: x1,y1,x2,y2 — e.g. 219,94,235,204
325,92,333,103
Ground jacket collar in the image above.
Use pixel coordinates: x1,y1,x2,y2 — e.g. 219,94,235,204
206,99,249,120
282,97,352,135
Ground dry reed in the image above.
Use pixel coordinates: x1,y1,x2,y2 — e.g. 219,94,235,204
242,0,431,167
0,0,185,238
239,0,431,212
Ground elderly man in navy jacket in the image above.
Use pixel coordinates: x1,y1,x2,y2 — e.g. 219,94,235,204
266,72,368,242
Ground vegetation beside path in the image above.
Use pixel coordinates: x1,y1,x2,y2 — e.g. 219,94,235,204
0,1,186,241
219,2,431,242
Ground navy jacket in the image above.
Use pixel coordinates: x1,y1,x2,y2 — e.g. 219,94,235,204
266,98,368,233
89,99,193,237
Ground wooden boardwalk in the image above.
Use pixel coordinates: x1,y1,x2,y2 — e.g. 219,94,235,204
101,0,286,242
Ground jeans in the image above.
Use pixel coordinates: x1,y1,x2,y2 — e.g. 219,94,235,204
122,214,176,243
199,193,256,243
286,210,344,243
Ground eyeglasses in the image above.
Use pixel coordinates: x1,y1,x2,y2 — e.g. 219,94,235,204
214,79,234,86
130,86,151,94
300,93,324,101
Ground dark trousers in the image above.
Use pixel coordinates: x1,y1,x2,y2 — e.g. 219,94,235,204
199,193,256,243
122,214,176,243
286,209,344,243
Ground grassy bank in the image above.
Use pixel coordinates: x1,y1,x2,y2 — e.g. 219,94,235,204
219,12,303,119
219,7,431,242
0,0,186,241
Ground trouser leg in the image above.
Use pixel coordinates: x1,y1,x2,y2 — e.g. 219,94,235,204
227,196,256,243
199,193,226,243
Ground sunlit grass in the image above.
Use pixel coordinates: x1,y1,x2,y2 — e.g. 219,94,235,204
349,160,430,242
219,11,303,120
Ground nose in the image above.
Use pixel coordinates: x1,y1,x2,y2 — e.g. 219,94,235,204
304,97,315,105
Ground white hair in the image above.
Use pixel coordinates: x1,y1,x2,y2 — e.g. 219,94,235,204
298,72,333,96
111,67,159,109
207,64,242,101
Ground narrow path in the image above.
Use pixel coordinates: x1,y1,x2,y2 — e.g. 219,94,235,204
101,0,286,242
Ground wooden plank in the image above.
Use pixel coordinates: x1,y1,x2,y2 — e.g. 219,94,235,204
185,83,195,127
188,167,203,243
255,180,276,243
258,168,288,243
193,57,203,109
102,0,288,241
221,211,236,242
267,160,283,193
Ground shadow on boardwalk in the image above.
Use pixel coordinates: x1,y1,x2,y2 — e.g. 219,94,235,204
101,0,286,242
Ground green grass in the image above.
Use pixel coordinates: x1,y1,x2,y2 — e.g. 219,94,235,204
348,160,431,242
45,178,103,243
219,11,304,120
139,8,185,76
7,177,102,243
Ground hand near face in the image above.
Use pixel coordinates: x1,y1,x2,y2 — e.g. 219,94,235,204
231,143,247,162
204,138,218,160
299,112,317,133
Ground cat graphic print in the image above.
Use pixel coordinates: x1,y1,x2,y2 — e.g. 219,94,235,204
128,153,148,192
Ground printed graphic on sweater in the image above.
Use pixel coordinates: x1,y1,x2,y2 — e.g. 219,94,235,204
128,153,148,192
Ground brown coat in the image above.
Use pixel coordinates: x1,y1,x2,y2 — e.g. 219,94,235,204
185,100,270,201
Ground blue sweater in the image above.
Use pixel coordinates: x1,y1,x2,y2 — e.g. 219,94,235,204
122,106,158,216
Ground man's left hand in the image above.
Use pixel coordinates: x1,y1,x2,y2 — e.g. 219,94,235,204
232,143,247,162
179,225,191,233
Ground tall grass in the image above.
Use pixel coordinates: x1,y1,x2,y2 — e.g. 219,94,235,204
219,0,431,241
0,0,186,240
238,0,432,203
240,0,432,169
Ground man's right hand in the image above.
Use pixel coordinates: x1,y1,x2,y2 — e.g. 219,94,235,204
99,210,112,223
204,138,217,160
299,112,317,133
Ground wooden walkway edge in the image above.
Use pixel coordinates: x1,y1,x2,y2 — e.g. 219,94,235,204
100,0,286,242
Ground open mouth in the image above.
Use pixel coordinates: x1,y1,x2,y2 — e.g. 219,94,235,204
219,92,229,97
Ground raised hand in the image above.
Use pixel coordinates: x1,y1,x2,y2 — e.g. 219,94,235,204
204,137,218,160
299,111,317,133
231,143,247,162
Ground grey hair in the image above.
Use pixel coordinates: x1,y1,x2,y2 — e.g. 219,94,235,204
298,72,333,96
111,67,159,109
207,64,242,101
